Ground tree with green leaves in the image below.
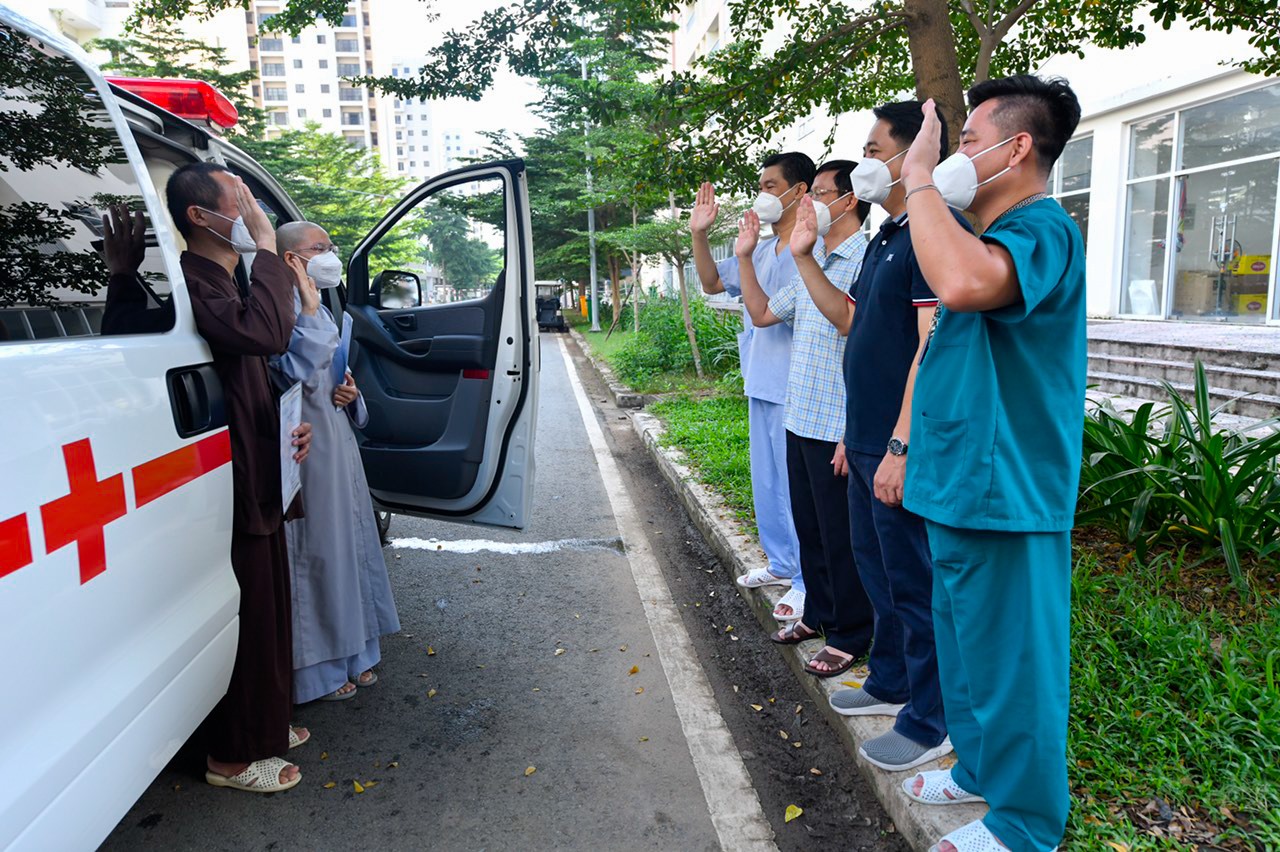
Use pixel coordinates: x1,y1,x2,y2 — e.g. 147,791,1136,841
420,202,502,291
237,125,429,269
87,22,265,137
602,208,735,378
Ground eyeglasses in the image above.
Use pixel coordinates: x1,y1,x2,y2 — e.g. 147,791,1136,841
809,188,842,198
299,243,340,255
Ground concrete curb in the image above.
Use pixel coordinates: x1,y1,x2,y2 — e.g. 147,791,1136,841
627,410,985,852
567,327,649,409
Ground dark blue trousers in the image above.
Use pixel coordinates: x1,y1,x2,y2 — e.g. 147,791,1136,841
847,450,947,747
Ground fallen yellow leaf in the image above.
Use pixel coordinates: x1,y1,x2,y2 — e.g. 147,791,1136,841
353,781,365,794
768,698,776,704
809,767,822,776
532,687,541,692
554,648,566,656
638,737,649,742
839,680,862,688
725,625,734,633
795,704,803,714
1105,843,1129,852
524,766,537,777
364,781,378,788
388,762,399,768
323,781,336,789
750,704,764,712
635,687,644,694
427,646,436,656
427,689,437,698
619,645,628,652
628,665,640,675
778,730,789,740
785,804,803,823
792,742,802,748
320,751,328,760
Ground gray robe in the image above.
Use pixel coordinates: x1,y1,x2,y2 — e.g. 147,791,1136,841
270,300,401,672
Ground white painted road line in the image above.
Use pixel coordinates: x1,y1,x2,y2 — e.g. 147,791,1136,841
389,536,623,555
557,336,778,852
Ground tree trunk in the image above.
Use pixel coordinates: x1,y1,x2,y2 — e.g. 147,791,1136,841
674,262,705,379
606,254,623,337
631,203,641,332
903,0,967,153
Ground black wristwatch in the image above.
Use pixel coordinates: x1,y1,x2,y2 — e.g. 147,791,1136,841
887,437,908,456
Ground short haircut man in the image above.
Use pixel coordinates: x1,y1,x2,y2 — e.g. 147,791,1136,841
897,75,1085,852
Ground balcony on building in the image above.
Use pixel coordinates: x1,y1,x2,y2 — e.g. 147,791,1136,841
264,86,288,102
258,37,284,53
339,86,364,102
338,62,361,77
262,62,286,77
336,38,360,53
341,110,364,126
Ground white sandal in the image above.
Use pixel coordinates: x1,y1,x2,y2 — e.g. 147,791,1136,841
287,726,309,750
736,566,792,589
928,819,1059,852
206,756,301,793
772,587,805,622
902,769,987,806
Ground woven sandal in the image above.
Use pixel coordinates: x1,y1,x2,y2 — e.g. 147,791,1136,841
736,567,792,589
287,726,309,750
928,819,1059,852
206,756,301,793
772,587,805,622
902,769,987,806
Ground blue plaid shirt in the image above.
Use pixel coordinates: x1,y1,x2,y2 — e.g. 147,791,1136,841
768,230,868,443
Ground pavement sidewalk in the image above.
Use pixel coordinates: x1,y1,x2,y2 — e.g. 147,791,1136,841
566,329,982,852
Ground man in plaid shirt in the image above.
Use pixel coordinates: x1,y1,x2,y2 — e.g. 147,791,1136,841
735,160,874,680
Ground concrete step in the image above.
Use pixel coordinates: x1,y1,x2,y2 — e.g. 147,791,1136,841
1086,389,1277,435
1087,370,1280,419
1088,320,1280,372
1087,352,1280,396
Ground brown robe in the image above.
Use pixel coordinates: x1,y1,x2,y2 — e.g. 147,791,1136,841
182,249,298,763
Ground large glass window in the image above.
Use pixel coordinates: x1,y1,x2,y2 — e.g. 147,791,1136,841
1120,83,1280,323
0,23,175,342
1050,136,1092,246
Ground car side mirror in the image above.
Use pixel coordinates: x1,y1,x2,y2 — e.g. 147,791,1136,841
371,269,423,309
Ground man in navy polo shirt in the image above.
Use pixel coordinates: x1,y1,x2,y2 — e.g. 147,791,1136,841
798,102,963,772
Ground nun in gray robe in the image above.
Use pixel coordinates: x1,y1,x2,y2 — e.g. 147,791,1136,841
269,228,400,704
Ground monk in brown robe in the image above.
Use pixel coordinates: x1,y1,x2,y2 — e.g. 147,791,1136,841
165,162,318,793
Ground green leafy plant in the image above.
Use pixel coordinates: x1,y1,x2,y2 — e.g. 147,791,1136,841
1078,362,1280,592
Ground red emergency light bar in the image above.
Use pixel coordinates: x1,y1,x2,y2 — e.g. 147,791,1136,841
106,77,239,129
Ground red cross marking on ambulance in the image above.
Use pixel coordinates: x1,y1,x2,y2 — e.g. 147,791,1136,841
0,513,32,580
40,439,128,584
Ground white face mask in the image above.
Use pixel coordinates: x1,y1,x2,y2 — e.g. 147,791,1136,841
305,251,343,288
813,191,854,237
199,208,257,254
849,149,907,206
752,184,800,225
932,136,1018,210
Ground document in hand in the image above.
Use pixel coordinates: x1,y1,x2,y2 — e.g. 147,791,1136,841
280,381,303,508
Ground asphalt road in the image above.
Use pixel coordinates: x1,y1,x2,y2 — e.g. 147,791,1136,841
100,334,905,852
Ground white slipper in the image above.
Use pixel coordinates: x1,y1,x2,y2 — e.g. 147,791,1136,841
902,768,986,806
928,819,1059,852
319,683,357,701
287,726,309,750
772,587,805,622
354,670,378,687
206,756,301,793
735,566,792,589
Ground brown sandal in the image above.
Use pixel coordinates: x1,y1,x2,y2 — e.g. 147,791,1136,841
804,646,854,678
771,621,820,645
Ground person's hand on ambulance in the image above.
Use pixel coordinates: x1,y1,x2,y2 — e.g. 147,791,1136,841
233,177,278,255
284,252,321,317
102,203,146,276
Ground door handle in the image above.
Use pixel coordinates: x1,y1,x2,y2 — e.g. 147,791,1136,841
166,364,227,438
393,314,417,331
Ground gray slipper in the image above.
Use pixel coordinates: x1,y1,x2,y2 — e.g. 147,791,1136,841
859,730,953,772
830,686,906,717
354,670,378,688
319,682,357,701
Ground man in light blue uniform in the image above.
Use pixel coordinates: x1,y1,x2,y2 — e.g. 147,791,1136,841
896,76,1086,852
691,153,815,622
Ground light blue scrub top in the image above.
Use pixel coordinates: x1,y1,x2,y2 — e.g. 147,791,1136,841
718,236,796,405
904,199,1087,532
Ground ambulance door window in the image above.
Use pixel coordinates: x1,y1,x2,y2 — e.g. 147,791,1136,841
0,23,176,343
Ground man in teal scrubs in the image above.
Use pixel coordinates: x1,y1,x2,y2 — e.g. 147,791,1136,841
896,75,1085,852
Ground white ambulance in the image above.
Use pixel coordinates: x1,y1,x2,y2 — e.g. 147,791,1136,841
0,7,539,850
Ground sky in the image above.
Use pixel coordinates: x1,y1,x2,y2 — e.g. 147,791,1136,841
373,0,546,149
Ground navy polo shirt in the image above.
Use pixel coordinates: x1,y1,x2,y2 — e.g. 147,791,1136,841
842,211,969,456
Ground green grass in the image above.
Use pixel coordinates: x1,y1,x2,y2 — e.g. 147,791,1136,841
649,395,754,528
643,391,1280,850
1067,546,1279,849
580,327,633,363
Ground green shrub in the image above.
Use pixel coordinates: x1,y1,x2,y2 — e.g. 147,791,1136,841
611,297,742,387
1078,362,1280,592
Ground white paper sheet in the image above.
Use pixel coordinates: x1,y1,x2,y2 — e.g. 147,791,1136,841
280,381,303,509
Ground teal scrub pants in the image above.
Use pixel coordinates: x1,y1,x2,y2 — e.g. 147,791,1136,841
926,523,1071,852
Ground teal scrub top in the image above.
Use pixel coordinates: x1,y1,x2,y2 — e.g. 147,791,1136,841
904,198,1087,533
